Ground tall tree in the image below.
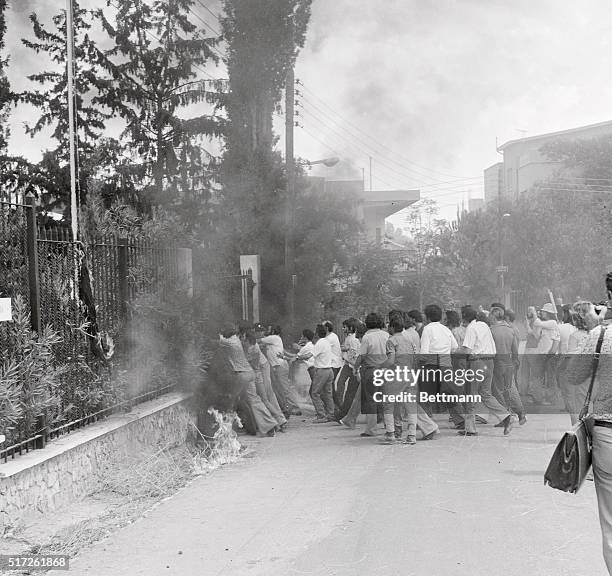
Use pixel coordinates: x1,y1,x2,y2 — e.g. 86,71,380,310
401,200,458,310
19,1,112,213
218,0,312,322
96,0,225,217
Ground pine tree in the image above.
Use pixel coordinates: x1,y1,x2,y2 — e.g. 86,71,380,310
217,0,312,321
96,0,225,217
19,1,112,214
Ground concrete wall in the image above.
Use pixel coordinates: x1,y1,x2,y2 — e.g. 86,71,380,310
0,393,196,530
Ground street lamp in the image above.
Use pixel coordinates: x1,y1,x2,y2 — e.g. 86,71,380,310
299,157,340,168
497,212,511,306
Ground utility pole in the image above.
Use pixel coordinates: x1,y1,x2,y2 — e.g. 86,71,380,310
369,156,373,192
284,66,295,333
66,0,78,241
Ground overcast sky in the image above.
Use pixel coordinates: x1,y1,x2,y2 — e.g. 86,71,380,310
292,0,612,221
6,0,612,222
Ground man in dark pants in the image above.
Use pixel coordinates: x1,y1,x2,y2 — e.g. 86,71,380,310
490,307,526,426
459,306,515,436
334,318,361,422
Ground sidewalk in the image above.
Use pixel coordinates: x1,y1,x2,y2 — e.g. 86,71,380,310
51,414,607,576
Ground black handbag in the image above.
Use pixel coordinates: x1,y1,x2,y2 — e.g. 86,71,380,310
544,326,607,494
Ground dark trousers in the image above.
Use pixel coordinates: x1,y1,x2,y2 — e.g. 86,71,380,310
493,363,525,418
333,364,359,421
307,366,315,397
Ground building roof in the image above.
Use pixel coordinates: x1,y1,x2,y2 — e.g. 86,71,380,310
497,119,612,152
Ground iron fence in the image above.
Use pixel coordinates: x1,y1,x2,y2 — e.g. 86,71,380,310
0,198,192,463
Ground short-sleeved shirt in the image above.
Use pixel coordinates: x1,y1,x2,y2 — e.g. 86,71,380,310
463,320,496,356
402,327,420,356
490,322,518,367
558,322,577,355
451,325,466,347
219,335,253,373
534,318,560,354
342,333,361,367
387,331,418,369
359,329,389,368
420,322,458,358
260,334,284,367
313,337,333,369
297,340,315,369
326,332,343,369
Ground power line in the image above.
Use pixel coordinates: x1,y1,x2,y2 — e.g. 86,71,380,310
297,105,482,199
191,2,221,36
107,0,223,81
297,111,477,198
186,5,225,58
194,0,222,30
296,123,341,157
296,96,482,191
296,121,480,203
297,79,478,181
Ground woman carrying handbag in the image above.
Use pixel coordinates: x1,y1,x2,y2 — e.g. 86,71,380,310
556,317,611,573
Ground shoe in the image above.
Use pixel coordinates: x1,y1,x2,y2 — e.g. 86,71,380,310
458,430,478,436
266,428,276,437
279,423,288,433
475,415,488,425
494,420,504,428
313,417,328,424
402,436,417,445
421,429,439,441
378,432,397,445
502,415,515,435
340,418,356,430
518,415,527,426
360,432,375,437
290,410,303,416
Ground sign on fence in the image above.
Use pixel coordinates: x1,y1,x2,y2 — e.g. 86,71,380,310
0,298,11,321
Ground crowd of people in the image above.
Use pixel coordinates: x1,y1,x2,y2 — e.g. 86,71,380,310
210,273,612,443
205,273,612,571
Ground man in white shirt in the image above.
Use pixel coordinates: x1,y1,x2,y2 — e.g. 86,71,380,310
459,305,513,435
418,304,458,428
295,329,316,386
310,324,335,422
323,321,343,373
258,325,301,417
420,306,458,365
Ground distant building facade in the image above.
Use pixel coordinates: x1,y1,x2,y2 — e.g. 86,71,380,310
485,120,612,204
306,177,420,244
484,162,503,204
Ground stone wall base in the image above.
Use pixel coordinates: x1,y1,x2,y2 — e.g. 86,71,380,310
0,392,196,530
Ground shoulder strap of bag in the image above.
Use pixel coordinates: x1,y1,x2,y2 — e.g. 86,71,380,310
579,325,608,419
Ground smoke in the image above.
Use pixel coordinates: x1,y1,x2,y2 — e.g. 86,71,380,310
309,156,361,181
295,0,612,218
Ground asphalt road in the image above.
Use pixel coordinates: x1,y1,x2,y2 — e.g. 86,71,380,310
55,413,608,576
